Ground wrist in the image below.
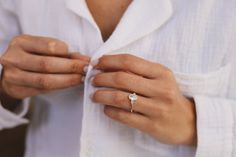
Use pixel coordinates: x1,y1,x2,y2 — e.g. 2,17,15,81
0,85,22,111
184,97,197,146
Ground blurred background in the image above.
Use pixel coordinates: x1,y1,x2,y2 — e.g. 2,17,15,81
0,104,32,157
0,125,27,157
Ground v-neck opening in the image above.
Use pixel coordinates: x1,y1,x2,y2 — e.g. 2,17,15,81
84,0,135,44
66,0,174,57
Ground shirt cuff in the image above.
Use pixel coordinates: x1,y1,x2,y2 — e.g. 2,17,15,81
194,95,234,157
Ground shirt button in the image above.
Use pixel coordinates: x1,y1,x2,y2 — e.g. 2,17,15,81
81,139,92,157
86,146,92,157
81,146,90,157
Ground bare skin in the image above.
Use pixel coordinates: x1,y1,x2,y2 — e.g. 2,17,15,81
86,0,133,41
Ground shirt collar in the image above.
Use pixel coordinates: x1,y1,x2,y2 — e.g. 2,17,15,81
66,0,173,57
66,0,97,28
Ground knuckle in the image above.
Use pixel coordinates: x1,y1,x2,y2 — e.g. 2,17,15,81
10,35,29,46
36,76,51,89
47,41,57,53
70,62,81,73
38,58,50,72
164,87,177,104
47,40,68,54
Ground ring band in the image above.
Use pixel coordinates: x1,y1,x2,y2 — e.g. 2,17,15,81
128,93,138,113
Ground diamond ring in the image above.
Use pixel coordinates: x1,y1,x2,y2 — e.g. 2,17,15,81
128,93,138,113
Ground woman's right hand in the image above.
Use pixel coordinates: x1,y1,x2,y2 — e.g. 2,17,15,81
0,35,90,99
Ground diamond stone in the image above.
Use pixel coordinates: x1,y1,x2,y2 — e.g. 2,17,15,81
129,93,138,101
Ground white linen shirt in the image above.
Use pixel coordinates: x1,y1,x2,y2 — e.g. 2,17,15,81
0,0,236,157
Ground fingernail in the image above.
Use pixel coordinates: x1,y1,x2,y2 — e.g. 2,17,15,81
83,56,91,62
81,76,85,83
83,65,89,73
90,77,95,84
90,59,99,67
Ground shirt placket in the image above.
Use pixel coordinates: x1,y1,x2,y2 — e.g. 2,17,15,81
66,0,174,156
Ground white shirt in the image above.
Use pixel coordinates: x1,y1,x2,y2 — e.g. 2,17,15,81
0,0,236,157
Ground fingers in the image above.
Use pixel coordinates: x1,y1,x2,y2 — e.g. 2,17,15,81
93,89,162,116
0,35,91,99
94,54,167,78
3,67,83,90
1,49,90,74
10,35,69,56
14,52,89,74
104,106,151,133
92,71,156,97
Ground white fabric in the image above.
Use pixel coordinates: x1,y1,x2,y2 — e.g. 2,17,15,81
0,0,236,157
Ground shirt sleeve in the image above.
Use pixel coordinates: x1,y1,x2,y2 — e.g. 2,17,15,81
194,51,236,156
0,0,30,130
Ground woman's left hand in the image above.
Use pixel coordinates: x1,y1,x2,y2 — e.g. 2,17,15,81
92,54,197,146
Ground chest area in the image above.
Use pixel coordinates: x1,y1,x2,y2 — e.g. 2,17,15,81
17,0,235,73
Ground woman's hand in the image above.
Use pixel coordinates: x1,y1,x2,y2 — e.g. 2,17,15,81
0,35,90,99
92,54,197,146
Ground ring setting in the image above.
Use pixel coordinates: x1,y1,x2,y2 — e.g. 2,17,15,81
128,93,138,113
